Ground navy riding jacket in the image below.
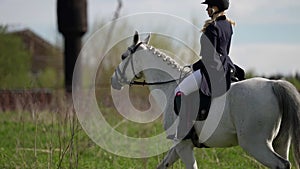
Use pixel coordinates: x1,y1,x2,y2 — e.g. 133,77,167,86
192,15,235,97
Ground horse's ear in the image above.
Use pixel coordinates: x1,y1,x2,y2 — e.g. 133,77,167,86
133,31,139,44
144,33,151,44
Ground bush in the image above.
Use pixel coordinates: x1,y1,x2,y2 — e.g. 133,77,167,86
0,33,32,89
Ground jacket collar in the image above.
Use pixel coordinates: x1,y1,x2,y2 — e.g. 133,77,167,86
216,15,227,21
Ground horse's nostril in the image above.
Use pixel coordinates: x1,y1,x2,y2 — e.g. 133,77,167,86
121,54,127,60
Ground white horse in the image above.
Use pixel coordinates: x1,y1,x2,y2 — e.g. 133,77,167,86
111,32,300,169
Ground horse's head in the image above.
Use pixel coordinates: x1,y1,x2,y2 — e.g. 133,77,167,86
111,31,150,90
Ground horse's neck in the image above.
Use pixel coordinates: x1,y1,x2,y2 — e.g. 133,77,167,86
136,47,184,129
143,69,178,101
137,46,184,83
143,68,178,131
137,46,183,95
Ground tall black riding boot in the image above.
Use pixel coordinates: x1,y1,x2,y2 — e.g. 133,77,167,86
174,92,193,140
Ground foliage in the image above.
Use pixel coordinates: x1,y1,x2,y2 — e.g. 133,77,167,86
0,28,63,89
286,76,300,91
0,33,32,89
0,25,8,33
245,70,300,91
35,68,60,88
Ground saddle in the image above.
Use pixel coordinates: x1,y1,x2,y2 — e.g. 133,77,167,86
173,65,245,147
196,64,246,120
196,90,211,121
175,65,245,121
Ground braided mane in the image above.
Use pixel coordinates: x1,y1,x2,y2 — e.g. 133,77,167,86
145,45,188,73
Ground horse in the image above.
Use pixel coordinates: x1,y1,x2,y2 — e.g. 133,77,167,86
111,31,300,169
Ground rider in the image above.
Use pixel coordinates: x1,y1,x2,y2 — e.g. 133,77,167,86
174,0,238,140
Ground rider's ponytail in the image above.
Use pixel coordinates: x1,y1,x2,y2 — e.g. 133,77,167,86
201,12,235,32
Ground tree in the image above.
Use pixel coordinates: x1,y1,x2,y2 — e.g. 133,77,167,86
0,33,32,89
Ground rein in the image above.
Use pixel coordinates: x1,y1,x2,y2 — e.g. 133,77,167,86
129,79,178,86
129,66,192,86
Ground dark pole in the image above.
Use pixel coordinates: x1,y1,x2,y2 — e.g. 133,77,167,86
57,0,87,93
64,36,82,92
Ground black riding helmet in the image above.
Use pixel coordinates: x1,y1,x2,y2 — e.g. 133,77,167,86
202,0,229,11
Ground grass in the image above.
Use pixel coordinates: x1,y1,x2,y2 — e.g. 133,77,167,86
0,103,297,169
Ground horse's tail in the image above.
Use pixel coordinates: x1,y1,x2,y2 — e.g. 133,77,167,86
272,80,300,169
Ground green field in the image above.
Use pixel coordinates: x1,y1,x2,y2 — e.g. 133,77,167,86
0,107,297,169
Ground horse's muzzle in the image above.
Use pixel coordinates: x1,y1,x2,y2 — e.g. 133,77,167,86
111,76,122,90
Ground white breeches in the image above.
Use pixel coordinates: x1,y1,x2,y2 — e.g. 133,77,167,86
175,70,202,95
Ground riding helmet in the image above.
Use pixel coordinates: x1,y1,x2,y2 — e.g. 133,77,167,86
201,0,229,11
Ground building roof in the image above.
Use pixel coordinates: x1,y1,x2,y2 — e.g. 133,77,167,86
9,28,63,74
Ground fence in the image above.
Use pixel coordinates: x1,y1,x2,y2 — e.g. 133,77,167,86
0,89,52,111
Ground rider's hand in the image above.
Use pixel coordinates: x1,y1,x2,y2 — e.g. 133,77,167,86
183,65,193,72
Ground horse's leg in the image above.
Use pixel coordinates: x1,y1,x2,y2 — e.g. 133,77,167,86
174,140,198,169
156,146,180,169
157,140,197,169
238,131,291,169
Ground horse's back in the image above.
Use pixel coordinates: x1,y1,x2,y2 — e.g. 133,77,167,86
229,77,277,106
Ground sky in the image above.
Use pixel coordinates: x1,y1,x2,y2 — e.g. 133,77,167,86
0,0,300,75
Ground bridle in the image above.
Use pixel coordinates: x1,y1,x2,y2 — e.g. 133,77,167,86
114,42,143,85
114,42,183,86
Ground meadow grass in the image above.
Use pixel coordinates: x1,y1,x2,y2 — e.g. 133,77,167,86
0,106,297,169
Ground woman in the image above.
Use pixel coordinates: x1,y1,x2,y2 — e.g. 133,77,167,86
174,0,237,140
